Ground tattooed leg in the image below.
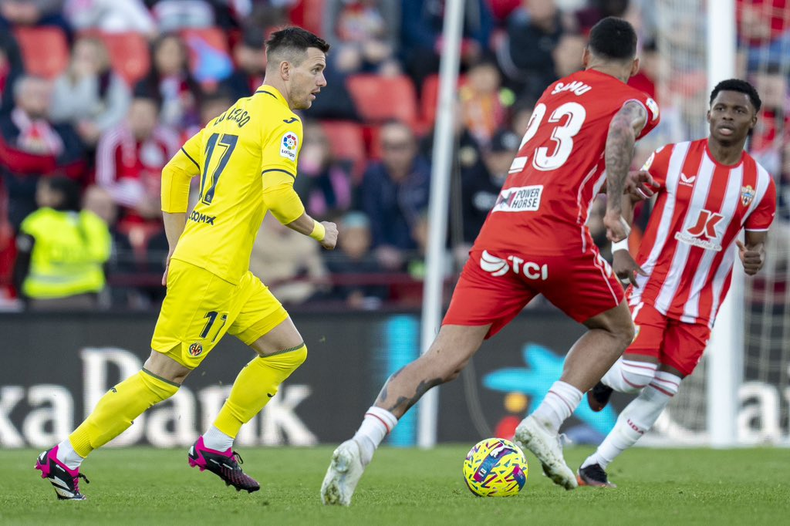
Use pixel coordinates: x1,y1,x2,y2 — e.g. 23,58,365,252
373,324,490,418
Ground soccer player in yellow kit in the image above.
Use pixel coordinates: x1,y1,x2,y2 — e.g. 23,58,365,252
35,27,338,500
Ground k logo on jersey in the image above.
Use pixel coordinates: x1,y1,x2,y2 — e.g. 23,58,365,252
674,209,724,251
280,132,299,161
189,343,203,357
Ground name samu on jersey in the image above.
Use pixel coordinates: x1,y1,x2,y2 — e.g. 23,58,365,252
474,68,660,257
165,87,303,285
629,139,777,327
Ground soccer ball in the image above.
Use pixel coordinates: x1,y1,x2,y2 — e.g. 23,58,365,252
462,438,528,497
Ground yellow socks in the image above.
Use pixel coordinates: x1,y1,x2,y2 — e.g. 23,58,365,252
69,369,179,458
213,344,308,439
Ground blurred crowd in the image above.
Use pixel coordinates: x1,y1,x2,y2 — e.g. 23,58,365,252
0,0,786,311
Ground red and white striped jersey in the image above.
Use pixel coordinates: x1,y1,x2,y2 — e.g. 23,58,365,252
628,139,777,327
96,124,181,209
474,69,660,256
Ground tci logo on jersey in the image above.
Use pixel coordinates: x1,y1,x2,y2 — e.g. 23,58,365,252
675,209,724,251
479,250,548,280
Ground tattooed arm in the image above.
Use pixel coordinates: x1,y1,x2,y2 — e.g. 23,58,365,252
603,100,648,241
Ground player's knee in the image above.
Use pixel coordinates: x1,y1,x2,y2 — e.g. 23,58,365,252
620,359,657,392
646,370,681,398
282,344,308,370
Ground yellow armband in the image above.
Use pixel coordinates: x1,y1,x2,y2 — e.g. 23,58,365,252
309,220,325,241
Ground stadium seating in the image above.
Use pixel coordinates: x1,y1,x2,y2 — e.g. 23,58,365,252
420,74,467,129
93,32,151,86
179,27,231,80
289,0,325,37
14,27,69,79
346,74,420,128
319,120,366,181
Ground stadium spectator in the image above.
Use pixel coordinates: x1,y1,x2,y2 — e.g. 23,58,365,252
552,32,586,78
147,0,216,31
400,0,494,88
509,99,534,135
460,128,519,245
361,120,431,270
459,58,514,147
95,94,180,228
575,0,630,33
220,27,266,100
50,36,131,147
134,33,202,130
324,0,401,75
0,75,85,228
13,176,111,310
248,213,329,305
294,120,353,219
498,0,565,100
487,0,521,22
737,0,790,70
0,31,24,115
305,64,361,121
0,0,71,37
626,38,657,100
325,211,388,309
63,0,157,36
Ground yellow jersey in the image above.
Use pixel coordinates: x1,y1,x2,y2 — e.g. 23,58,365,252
161,86,306,284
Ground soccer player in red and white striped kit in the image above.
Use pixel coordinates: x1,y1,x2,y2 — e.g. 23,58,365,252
579,79,777,487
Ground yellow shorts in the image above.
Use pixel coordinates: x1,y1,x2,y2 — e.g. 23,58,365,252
151,259,289,368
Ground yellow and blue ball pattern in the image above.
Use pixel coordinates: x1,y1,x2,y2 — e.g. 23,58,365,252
462,438,528,497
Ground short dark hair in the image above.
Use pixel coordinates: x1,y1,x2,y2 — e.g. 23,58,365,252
43,176,81,212
709,78,762,112
266,27,330,65
588,17,637,61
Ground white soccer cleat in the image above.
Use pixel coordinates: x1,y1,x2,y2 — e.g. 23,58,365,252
515,415,578,490
321,439,366,506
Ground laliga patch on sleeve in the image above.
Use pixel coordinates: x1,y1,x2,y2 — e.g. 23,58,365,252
280,132,299,161
646,97,659,122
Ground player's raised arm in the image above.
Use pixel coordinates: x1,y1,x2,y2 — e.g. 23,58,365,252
603,100,648,241
160,131,203,285
261,170,338,250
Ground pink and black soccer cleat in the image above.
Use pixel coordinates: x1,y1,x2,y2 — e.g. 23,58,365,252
577,463,617,488
34,446,90,500
188,437,260,493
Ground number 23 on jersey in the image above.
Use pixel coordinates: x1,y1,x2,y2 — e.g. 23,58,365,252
509,102,587,174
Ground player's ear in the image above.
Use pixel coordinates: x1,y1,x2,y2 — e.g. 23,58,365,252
582,47,591,68
279,60,290,81
630,57,640,78
706,109,711,123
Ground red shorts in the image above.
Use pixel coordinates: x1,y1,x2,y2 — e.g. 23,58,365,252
627,302,711,376
443,248,624,339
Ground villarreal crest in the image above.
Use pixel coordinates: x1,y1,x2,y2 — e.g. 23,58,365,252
741,185,755,207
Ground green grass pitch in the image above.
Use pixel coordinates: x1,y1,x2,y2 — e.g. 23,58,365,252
2,446,789,525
